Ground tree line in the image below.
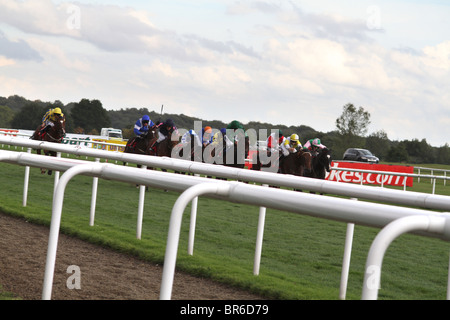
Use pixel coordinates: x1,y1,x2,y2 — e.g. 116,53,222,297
0,95,448,164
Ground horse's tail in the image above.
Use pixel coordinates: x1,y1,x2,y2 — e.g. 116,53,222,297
31,131,43,141
124,139,133,154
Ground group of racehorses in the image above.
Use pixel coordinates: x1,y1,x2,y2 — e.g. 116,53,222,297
30,119,332,183
121,124,332,182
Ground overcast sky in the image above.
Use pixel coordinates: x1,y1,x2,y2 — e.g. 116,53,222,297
0,0,449,147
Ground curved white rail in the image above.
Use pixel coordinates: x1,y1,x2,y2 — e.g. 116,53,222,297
1,148,450,300
362,215,450,300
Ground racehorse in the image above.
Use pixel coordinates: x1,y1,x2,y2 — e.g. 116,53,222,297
172,132,203,164
148,129,182,174
30,116,66,175
250,149,278,173
149,129,180,158
304,147,332,195
308,148,332,180
252,148,312,176
222,135,250,169
279,150,312,191
123,126,159,167
279,149,312,177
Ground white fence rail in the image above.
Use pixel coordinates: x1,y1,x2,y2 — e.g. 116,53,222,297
1,136,448,211
1,138,450,300
416,166,449,186
0,129,127,150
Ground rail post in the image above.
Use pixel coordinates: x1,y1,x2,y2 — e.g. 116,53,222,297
362,214,450,300
22,148,31,207
89,158,100,226
42,163,105,300
253,184,268,276
160,182,232,300
136,165,147,239
339,198,357,300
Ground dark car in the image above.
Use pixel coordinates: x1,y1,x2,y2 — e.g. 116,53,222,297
343,148,379,163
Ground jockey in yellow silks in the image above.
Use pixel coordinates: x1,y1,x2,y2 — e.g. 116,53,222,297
40,107,64,135
280,134,302,156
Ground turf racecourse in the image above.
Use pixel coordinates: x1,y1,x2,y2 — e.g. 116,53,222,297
0,149,449,300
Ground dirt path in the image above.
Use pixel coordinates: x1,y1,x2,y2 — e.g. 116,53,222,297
0,212,264,300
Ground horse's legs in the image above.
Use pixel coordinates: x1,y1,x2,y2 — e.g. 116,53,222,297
47,151,56,175
35,149,47,174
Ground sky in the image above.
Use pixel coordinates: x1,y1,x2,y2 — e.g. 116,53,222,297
0,0,449,147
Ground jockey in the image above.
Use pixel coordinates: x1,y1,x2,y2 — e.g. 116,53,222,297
280,134,302,157
266,129,285,153
303,138,326,154
202,126,213,147
157,118,176,143
181,129,202,146
227,120,244,131
226,120,246,145
211,128,233,152
134,115,154,138
212,128,227,146
40,107,64,135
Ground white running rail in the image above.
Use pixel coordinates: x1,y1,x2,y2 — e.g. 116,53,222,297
1,142,450,300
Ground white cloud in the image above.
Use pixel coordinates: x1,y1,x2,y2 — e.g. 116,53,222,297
422,41,450,71
0,0,448,146
0,56,15,67
27,38,90,72
143,59,180,79
0,0,158,52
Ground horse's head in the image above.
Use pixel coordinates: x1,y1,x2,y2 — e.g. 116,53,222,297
58,117,66,136
319,148,332,172
146,125,158,140
46,117,65,142
295,149,312,176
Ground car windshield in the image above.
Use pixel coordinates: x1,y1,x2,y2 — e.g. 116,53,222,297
109,132,122,138
360,149,373,156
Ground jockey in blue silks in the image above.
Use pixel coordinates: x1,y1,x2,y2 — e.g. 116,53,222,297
202,126,213,148
134,115,154,137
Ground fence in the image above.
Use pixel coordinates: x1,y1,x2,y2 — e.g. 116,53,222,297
416,166,449,186
0,129,127,151
1,136,448,211
0,138,450,300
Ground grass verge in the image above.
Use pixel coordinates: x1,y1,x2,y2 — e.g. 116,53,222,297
0,149,449,300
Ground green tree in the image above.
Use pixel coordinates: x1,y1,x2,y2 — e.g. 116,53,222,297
336,103,371,137
436,144,450,164
10,102,47,130
0,105,14,128
386,142,409,162
71,99,111,134
1,95,30,112
334,103,371,154
402,138,435,163
365,130,389,161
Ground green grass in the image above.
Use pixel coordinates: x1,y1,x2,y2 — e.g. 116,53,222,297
0,147,449,300
0,285,20,300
